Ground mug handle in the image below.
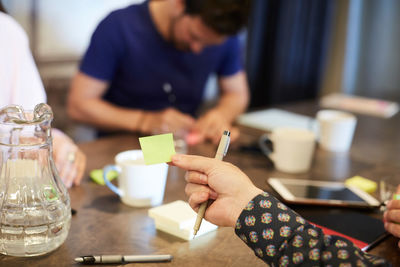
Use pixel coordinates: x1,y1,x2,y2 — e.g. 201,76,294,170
258,133,274,158
103,165,122,196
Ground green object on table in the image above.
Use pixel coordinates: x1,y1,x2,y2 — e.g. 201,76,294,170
90,169,118,185
44,185,58,201
345,175,377,194
139,133,176,165
393,194,400,200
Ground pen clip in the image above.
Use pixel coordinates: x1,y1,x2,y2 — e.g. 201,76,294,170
82,256,96,263
223,138,230,156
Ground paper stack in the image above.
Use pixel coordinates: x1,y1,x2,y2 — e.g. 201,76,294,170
320,93,399,118
148,200,218,240
237,108,317,132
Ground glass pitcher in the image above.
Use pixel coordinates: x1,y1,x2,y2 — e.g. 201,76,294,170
0,104,71,257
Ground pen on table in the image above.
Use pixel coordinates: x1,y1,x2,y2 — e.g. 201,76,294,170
362,232,391,252
193,130,230,236
74,254,173,264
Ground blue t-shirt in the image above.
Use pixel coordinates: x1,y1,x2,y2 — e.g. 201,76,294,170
80,0,242,116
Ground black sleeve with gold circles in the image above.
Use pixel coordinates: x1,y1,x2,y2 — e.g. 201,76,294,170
234,193,391,266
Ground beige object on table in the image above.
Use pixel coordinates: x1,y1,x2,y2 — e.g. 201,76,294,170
148,200,218,240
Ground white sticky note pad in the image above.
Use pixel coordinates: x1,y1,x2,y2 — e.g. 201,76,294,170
148,200,218,240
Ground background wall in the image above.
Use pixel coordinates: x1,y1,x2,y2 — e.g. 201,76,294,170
4,0,143,78
322,0,400,101
350,0,400,100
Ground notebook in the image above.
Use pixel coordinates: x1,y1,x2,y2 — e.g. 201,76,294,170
320,93,399,118
237,108,317,132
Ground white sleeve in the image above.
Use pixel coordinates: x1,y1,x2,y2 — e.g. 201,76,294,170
0,12,46,110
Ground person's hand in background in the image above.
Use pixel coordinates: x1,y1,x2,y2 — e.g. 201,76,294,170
52,129,86,188
139,108,195,137
191,109,240,145
170,154,262,227
384,185,400,248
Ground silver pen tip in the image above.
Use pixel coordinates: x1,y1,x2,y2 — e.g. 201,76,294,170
74,257,84,263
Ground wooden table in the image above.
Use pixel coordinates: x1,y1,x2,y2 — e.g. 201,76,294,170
1,101,399,266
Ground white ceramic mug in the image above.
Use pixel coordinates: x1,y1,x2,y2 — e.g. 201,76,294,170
316,110,357,152
103,150,168,207
259,127,316,173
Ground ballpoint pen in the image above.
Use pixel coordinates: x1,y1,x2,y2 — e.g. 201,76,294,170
74,254,173,264
193,130,230,236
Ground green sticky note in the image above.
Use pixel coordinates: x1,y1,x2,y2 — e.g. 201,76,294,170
139,133,176,165
393,194,400,200
90,169,118,185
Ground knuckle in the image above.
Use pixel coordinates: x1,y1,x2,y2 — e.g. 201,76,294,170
184,185,190,195
188,197,196,208
184,184,194,196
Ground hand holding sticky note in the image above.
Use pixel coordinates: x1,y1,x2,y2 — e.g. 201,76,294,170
139,133,176,165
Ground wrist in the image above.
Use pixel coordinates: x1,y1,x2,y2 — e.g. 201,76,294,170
230,187,263,227
130,110,144,132
214,106,236,124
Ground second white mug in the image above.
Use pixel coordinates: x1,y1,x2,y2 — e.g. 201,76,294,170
316,110,357,152
259,127,316,173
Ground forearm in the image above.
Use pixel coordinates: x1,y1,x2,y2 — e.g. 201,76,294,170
68,98,143,132
214,90,249,123
215,71,249,123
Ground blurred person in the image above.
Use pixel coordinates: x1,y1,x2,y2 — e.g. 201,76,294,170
0,8,86,187
384,185,400,248
68,0,249,144
171,154,390,266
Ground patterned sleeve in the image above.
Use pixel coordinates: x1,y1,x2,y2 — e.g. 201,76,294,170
234,192,391,266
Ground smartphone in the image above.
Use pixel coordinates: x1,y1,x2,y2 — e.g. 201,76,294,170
268,177,380,208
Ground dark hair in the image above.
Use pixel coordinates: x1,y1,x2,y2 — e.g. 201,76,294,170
185,0,250,35
0,1,7,13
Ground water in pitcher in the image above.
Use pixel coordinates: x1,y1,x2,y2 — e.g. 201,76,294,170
1,192,71,256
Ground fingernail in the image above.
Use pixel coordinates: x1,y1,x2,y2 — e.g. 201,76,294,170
200,191,209,199
200,174,207,183
209,191,218,199
384,222,388,229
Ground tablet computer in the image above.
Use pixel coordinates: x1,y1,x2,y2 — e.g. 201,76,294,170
268,177,380,208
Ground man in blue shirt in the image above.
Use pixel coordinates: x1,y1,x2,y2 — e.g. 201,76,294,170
68,0,249,144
